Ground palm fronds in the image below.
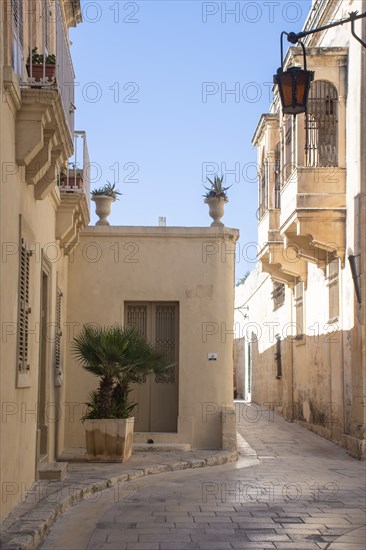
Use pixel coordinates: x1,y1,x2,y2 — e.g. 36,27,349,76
73,325,174,420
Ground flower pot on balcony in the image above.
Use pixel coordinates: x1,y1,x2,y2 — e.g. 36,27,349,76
26,64,56,84
205,196,228,227
92,195,114,226
68,175,83,189
84,418,134,462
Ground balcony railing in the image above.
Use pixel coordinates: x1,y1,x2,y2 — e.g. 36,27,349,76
19,0,75,137
58,132,90,211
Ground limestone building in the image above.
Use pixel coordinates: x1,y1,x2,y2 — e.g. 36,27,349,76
0,0,90,520
0,0,238,521
235,0,366,458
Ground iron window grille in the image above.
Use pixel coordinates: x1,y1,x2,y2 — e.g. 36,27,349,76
305,81,338,167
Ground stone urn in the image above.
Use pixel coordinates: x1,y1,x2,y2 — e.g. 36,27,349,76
205,196,228,227
92,195,114,226
84,418,134,462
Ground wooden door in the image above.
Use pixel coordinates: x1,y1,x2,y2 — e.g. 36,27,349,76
126,303,179,432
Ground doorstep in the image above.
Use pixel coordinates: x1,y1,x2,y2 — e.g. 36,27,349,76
38,462,68,481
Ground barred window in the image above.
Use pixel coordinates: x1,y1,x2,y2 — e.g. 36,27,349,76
18,239,31,372
305,81,338,167
327,256,340,321
272,282,285,311
55,289,63,373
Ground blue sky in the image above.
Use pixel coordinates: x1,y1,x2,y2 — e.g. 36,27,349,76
70,0,311,282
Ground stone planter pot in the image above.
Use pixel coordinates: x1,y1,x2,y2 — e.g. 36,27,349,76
84,418,134,462
92,195,114,226
205,197,228,227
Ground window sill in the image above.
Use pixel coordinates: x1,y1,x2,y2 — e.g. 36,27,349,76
16,370,31,388
295,334,306,346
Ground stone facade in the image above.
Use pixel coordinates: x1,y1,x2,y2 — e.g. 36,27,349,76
235,0,366,459
0,0,239,522
64,226,239,452
0,0,87,520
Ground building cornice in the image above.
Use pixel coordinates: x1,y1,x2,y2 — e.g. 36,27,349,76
80,226,240,242
251,114,279,147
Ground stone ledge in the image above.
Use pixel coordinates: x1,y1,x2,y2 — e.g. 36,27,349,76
0,450,238,550
38,462,68,481
80,226,240,241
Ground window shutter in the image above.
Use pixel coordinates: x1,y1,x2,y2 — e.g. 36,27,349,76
18,239,31,372
272,282,285,311
294,280,304,338
327,256,340,321
55,289,62,373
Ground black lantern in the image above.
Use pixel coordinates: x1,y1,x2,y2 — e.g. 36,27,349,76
274,34,314,115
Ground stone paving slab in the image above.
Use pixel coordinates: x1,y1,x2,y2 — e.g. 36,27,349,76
326,525,366,548
0,449,239,550
2,404,365,550
35,404,365,550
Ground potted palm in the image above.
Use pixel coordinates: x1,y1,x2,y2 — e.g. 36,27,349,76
26,47,56,83
73,324,172,462
91,182,121,226
203,176,231,227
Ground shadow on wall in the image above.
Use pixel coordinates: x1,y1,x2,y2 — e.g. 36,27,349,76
244,325,365,459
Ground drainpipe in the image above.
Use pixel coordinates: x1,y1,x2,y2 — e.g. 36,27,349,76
360,1,366,453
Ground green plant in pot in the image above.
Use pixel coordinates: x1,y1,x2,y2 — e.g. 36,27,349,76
203,176,231,227
26,47,56,82
91,182,121,226
73,324,172,462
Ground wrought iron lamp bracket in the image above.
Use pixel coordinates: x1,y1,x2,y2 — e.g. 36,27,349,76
283,10,366,50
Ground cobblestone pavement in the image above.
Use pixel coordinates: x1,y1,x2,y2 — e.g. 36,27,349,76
40,404,366,550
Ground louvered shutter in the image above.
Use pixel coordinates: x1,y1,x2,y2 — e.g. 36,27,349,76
55,289,62,373
18,239,31,372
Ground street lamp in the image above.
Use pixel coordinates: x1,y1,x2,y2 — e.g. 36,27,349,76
274,35,313,116
274,11,366,116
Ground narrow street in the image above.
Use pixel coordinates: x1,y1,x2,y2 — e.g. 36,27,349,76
40,404,366,550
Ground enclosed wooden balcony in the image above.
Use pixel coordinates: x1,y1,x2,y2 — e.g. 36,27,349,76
255,51,348,278
279,166,346,267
